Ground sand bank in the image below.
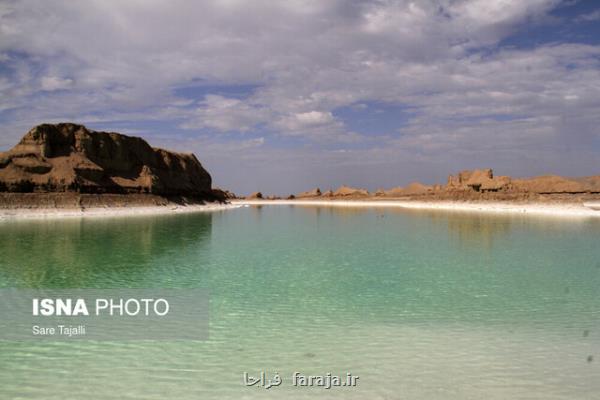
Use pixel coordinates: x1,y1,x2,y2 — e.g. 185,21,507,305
234,199,600,218
0,202,239,221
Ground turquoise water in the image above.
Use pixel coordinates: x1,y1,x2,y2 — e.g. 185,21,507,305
0,205,599,399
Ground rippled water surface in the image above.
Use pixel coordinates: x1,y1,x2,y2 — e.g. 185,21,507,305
0,206,599,399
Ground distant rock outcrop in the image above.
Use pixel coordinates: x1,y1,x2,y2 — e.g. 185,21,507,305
402,182,433,195
446,168,511,193
374,183,434,197
297,187,321,198
212,187,237,200
333,185,369,197
444,169,600,195
246,191,263,199
512,175,586,194
382,186,404,196
361,168,600,200
236,167,600,203
0,123,213,197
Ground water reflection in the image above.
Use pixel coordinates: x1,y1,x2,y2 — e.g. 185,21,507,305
418,210,600,251
419,211,512,251
0,213,213,288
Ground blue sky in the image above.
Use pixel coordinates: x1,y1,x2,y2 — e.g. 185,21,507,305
1,0,600,195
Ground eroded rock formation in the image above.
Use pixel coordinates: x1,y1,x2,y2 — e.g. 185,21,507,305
246,192,263,199
291,168,600,201
401,182,434,195
333,185,369,197
512,176,586,194
297,188,321,198
212,187,238,200
446,169,512,193
445,169,599,195
0,123,213,198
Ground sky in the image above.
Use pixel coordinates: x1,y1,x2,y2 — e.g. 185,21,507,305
1,0,600,195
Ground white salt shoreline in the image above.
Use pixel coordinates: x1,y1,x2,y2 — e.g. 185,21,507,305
2,199,599,221
0,202,240,221
234,199,600,218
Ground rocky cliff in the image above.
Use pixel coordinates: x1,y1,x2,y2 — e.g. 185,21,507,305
0,123,213,198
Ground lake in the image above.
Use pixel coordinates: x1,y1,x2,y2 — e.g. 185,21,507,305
0,205,598,399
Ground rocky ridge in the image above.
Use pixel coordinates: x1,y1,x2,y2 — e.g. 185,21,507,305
287,168,600,201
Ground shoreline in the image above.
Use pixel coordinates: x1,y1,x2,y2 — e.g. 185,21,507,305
233,199,600,218
2,198,600,220
0,202,240,221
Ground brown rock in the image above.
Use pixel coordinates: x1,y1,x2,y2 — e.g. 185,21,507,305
481,175,511,192
333,185,369,197
246,191,263,199
11,156,52,174
446,168,511,192
512,176,586,194
383,186,405,196
578,176,600,193
0,123,213,197
402,182,432,195
297,187,321,198
211,187,237,201
447,169,491,190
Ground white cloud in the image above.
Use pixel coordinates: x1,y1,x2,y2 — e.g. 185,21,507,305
181,95,271,132
575,9,600,22
275,111,336,131
295,111,334,126
40,76,73,91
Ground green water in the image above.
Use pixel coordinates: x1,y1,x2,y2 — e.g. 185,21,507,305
0,205,599,399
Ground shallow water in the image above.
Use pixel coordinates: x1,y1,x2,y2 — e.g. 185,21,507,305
0,205,599,399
